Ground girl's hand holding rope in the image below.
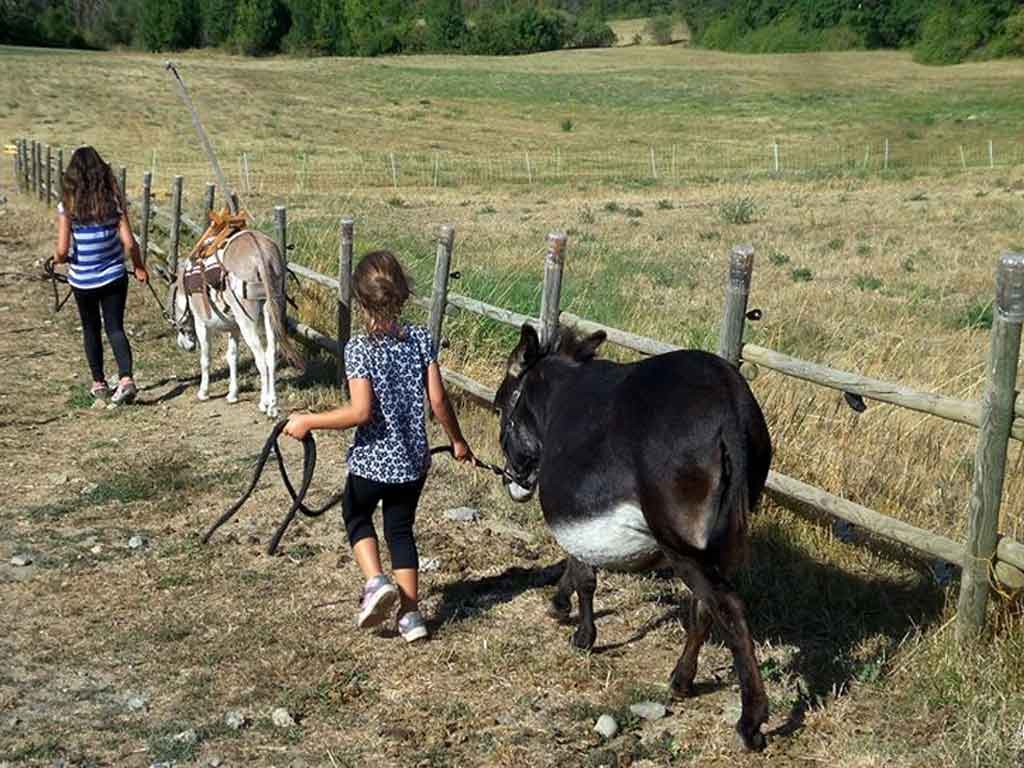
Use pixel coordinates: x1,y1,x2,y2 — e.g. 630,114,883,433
133,265,149,283
283,412,312,441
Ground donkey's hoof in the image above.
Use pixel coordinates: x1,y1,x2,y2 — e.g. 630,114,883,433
227,393,239,404
546,597,572,624
570,624,596,651
266,405,279,418
736,723,767,752
197,391,209,402
668,670,695,699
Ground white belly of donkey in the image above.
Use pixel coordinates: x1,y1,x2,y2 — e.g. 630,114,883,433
550,503,662,571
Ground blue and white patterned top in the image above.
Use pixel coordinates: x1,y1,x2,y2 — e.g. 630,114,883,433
345,324,437,484
58,202,126,290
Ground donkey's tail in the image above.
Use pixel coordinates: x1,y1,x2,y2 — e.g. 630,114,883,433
249,230,305,372
717,430,752,576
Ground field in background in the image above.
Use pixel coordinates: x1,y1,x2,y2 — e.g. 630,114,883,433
4,39,1024,766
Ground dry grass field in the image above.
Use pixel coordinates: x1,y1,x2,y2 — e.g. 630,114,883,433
2,39,1024,768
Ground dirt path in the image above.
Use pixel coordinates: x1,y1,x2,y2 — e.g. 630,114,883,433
0,188,907,768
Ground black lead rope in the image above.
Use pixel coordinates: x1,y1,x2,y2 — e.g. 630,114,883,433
44,257,73,313
203,420,515,556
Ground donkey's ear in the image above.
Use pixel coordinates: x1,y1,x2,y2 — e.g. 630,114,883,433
575,330,606,361
508,323,541,377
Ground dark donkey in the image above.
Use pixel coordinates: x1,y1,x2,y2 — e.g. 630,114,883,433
495,324,773,750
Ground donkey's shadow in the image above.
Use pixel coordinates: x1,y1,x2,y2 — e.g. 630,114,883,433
430,524,947,739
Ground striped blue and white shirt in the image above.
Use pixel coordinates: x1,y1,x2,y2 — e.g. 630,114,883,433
58,202,127,290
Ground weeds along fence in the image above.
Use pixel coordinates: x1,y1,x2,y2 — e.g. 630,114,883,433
65,138,1024,195
14,136,1024,642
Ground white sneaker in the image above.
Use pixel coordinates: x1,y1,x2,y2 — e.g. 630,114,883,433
357,575,399,629
398,611,429,643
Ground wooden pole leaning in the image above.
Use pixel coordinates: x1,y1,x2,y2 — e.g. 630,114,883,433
168,175,183,275
37,144,45,202
337,217,354,392
13,139,22,193
140,171,152,265
274,205,288,307
18,139,27,192
540,232,568,347
118,166,127,206
957,251,1024,643
428,225,456,354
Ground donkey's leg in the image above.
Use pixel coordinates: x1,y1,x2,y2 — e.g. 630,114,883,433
567,557,598,650
195,320,211,401
669,597,713,698
226,331,240,404
262,302,278,418
235,310,268,412
546,558,574,622
669,555,768,751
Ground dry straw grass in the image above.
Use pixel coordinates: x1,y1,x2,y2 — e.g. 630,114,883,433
3,42,1024,768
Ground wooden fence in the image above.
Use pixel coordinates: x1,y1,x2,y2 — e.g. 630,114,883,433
13,135,1024,642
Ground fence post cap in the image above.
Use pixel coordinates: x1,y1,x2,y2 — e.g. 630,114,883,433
997,251,1024,322
546,231,568,259
438,224,455,244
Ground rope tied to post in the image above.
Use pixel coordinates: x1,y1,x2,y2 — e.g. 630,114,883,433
203,420,514,556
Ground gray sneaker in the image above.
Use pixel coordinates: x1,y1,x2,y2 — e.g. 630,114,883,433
357,575,399,629
111,379,138,405
398,611,429,643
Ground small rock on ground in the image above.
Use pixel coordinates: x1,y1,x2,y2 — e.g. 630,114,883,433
629,701,667,721
128,535,147,550
10,554,32,567
444,507,479,523
224,709,247,730
271,707,295,728
81,482,99,495
125,695,148,712
174,728,198,745
420,557,441,572
594,714,619,739
208,757,223,768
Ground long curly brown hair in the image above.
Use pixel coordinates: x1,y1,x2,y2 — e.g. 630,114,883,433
353,250,413,333
61,146,124,224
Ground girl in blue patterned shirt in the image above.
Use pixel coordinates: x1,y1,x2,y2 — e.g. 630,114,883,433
54,146,148,404
285,250,472,642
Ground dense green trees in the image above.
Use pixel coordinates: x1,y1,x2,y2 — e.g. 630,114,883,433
0,0,620,56
680,0,1024,63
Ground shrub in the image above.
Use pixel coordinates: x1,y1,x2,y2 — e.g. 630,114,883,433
645,14,673,45
423,0,467,52
141,0,201,51
719,197,757,225
914,2,988,65
567,10,617,49
791,267,813,282
561,118,575,132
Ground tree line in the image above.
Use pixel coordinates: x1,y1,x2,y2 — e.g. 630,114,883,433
678,0,1024,64
0,0,678,55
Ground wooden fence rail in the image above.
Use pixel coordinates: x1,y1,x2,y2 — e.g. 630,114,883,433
18,136,1024,641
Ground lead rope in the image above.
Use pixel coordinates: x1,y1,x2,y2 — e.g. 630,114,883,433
202,420,515,556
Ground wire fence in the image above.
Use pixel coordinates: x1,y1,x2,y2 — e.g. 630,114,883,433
143,138,1024,195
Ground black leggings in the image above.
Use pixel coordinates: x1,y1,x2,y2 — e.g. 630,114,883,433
72,275,133,382
342,473,426,570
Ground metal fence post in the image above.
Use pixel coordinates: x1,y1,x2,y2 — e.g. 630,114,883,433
957,251,1024,643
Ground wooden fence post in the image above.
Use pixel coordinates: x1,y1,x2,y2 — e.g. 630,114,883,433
274,205,288,307
118,166,127,206
168,175,183,275
429,224,456,354
18,139,27,192
956,251,1024,643
203,182,216,220
57,147,64,203
140,171,152,265
45,145,52,206
38,144,45,202
717,244,755,366
337,217,354,392
13,139,22,193
540,232,568,347
30,141,38,197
